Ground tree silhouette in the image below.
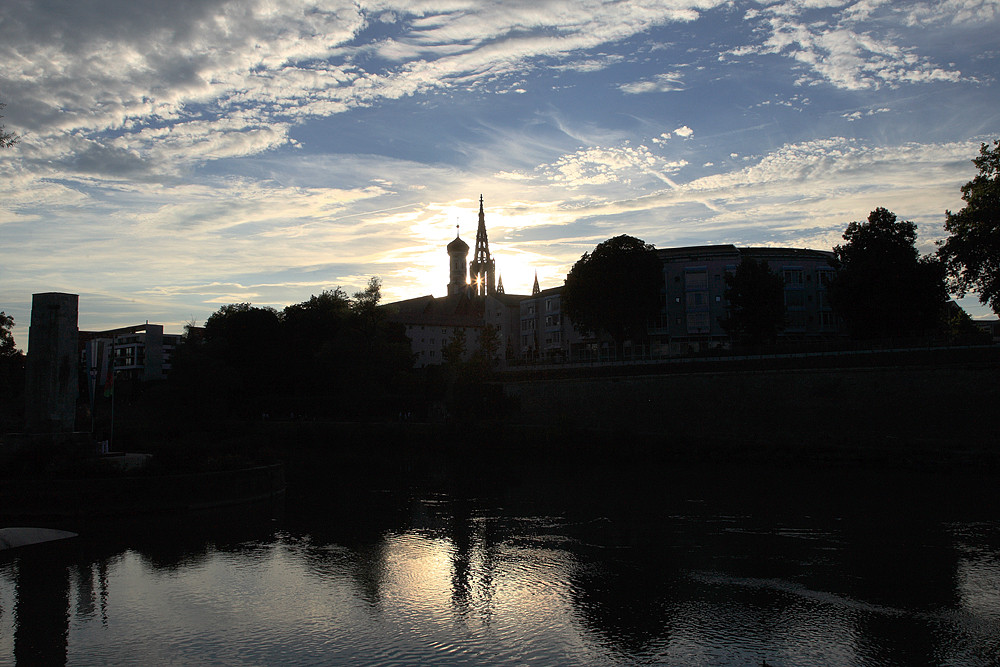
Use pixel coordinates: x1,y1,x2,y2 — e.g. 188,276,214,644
719,257,786,348
829,207,947,339
199,303,283,415
170,279,413,421
0,311,26,431
281,288,353,396
938,140,1000,315
0,103,17,149
442,327,467,367
562,235,664,354
0,311,19,358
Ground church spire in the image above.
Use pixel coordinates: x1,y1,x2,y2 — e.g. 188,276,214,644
496,273,504,294
531,271,540,296
469,194,495,298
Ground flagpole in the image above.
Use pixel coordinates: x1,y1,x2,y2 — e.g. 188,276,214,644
109,334,117,452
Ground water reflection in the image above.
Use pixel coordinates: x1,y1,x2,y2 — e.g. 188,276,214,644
1,466,998,666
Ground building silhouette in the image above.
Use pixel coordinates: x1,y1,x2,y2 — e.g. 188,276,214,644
387,199,847,365
658,245,838,355
387,197,504,367
79,324,182,384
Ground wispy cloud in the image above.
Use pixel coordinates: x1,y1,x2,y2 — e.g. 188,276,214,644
729,1,965,89
620,72,686,94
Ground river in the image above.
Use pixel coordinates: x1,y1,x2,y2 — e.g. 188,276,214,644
2,461,998,666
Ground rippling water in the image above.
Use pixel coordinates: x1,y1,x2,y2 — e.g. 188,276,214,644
2,465,998,666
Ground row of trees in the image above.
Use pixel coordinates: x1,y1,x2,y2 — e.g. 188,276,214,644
562,140,1000,350
168,278,416,420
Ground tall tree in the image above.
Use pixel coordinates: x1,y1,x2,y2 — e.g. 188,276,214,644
442,327,467,367
0,311,18,358
281,288,352,395
1,311,27,430
938,140,1000,315
562,235,664,353
719,257,786,348
829,207,947,339
201,303,283,414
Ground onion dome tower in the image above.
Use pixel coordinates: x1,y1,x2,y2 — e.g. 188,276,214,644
447,227,470,296
469,195,496,298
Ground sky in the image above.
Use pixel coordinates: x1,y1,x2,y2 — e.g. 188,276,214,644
2,0,999,348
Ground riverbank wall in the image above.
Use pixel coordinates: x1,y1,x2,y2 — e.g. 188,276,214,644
502,352,999,468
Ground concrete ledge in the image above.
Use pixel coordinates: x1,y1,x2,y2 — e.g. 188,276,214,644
0,527,78,551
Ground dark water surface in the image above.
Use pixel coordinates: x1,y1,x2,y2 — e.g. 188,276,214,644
2,462,998,666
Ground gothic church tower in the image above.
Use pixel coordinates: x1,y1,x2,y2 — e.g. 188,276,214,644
469,195,495,298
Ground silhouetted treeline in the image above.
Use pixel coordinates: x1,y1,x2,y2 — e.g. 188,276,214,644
167,279,417,421
0,310,25,432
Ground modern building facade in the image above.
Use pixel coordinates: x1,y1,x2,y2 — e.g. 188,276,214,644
658,245,839,355
79,323,183,383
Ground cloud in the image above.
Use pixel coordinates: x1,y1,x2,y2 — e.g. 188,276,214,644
728,1,965,89
0,0,724,175
841,107,890,121
501,142,689,191
900,0,1000,26
619,72,686,93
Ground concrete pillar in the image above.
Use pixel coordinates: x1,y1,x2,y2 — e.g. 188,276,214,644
25,293,79,433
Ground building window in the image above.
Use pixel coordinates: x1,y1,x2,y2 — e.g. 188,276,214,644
817,269,835,288
783,268,804,286
687,311,710,333
784,291,805,308
686,291,709,309
685,268,708,290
